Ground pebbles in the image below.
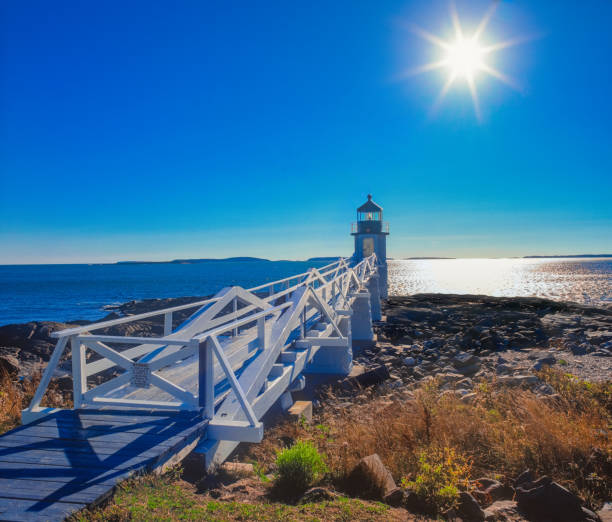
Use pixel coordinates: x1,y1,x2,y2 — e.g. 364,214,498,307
347,294,612,393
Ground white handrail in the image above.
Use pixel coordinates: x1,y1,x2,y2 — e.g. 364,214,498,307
24,254,378,419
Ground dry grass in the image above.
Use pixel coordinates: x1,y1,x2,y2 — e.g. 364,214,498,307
0,369,72,434
245,370,611,511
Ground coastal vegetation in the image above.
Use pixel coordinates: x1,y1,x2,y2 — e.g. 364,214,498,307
1,293,610,520
68,368,611,520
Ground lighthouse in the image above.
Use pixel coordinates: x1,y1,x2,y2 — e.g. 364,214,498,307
351,194,389,298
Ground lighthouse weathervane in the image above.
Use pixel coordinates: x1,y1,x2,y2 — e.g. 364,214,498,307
351,194,389,298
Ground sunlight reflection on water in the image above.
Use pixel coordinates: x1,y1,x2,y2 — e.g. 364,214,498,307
388,258,612,306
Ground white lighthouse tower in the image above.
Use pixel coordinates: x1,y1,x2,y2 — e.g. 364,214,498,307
351,194,389,297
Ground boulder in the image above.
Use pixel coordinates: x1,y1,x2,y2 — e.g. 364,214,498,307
515,476,599,521
483,500,528,521
457,362,481,376
497,375,539,387
473,478,515,505
454,353,479,368
345,454,396,500
403,356,416,367
513,469,534,488
382,487,405,507
347,365,390,388
456,491,486,521
0,354,20,375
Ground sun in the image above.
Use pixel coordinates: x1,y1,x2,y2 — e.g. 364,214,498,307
445,37,484,79
404,1,527,120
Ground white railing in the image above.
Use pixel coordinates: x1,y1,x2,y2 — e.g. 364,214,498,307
22,254,380,429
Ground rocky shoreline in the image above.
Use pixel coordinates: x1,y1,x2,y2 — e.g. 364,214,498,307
363,294,612,386
2,293,611,520
1,292,610,383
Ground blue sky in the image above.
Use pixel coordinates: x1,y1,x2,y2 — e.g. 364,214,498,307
1,0,610,263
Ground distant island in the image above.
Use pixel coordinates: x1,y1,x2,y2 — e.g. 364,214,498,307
523,254,612,258
117,257,271,265
404,257,457,260
116,256,343,265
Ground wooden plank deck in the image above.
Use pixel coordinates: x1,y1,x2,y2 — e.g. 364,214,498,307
0,409,208,522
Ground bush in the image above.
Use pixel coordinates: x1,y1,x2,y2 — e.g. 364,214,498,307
275,440,328,496
400,447,471,515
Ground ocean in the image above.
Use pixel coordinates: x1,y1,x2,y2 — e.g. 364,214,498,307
0,258,610,326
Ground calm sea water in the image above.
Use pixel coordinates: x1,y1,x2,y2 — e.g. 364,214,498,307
388,258,612,306
0,260,329,326
0,258,610,326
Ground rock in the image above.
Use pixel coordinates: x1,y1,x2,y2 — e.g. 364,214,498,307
437,372,465,383
456,377,474,388
585,330,612,345
220,462,254,477
382,487,405,507
496,364,512,374
403,356,416,366
348,365,390,388
513,469,534,488
454,353,479,368
457,362,481,376
516,476,598,521
570,343,588,355
300,486,338,503
456,491,486,521
483,500,527,521
473,478,514,504
345,454,396,500
0,354,20,375
497,375,539,387
532,354,556,371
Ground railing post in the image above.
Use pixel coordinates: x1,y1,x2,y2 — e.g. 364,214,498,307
257,316,266,351
198,338,214,420
232,297,238,337
300,306,306,339
164,312,173,336
71,336,86,409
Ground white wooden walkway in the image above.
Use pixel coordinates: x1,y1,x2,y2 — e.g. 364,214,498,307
1,254,384,520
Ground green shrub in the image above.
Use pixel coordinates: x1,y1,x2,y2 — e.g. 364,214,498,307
401,447,471,515
275,440,328,495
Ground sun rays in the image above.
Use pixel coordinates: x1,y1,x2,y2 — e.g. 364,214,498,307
405,1,525,120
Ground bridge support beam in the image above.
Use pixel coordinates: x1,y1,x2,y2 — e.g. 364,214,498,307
303,316,352,375
350,290,375,352
366,273,381,321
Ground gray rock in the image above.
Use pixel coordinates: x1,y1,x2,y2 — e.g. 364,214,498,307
456,491,485,521
456,377,474,389
516,476,598,521
345,454,396,500
0,354,20,375
483,500,527,521
454,353,479,368
498,375,539,387
457,362,481,376
402,356,416,366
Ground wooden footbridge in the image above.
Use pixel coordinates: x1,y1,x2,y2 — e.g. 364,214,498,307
0,216,392,520
0,196,389,521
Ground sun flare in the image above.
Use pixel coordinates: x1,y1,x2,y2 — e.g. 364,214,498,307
445,37,484,79
405,1,526,120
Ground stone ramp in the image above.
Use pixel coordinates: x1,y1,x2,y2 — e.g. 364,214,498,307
0,409,208,521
